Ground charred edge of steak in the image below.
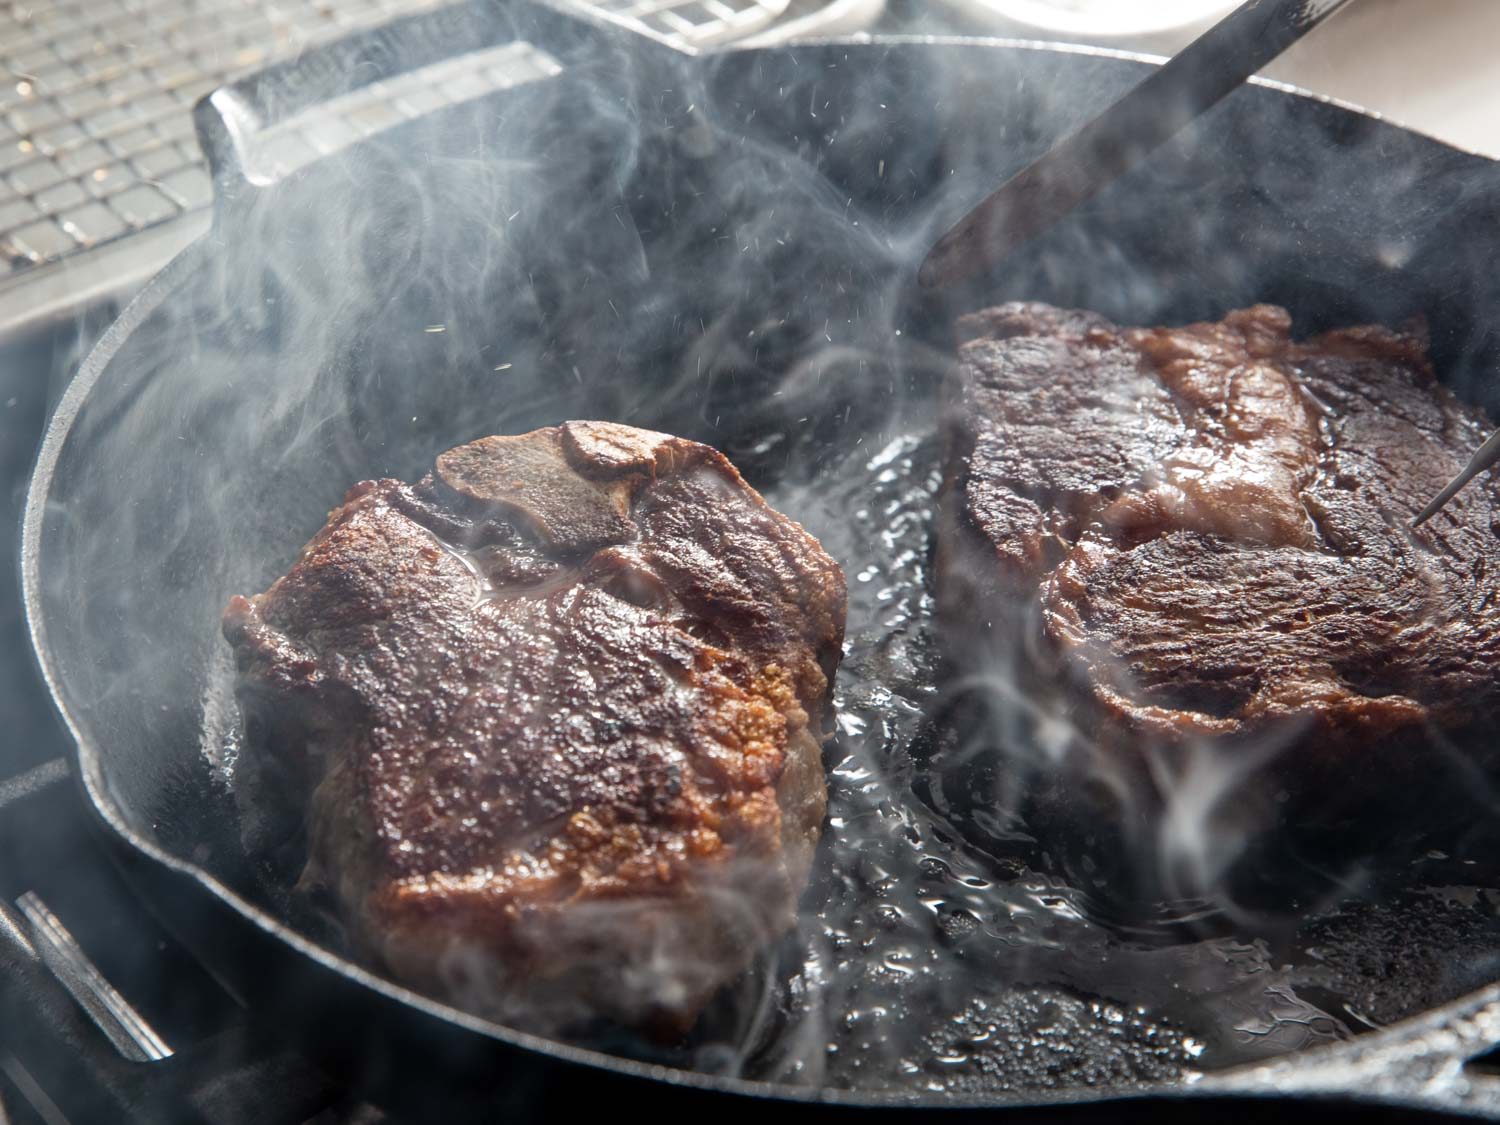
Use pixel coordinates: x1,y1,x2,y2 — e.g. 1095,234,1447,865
937,302,1500,899
222,420,847,1032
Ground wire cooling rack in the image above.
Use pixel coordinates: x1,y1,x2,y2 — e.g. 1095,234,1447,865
0,0,882,332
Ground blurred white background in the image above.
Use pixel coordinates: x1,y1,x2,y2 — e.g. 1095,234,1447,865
934,0,1500,158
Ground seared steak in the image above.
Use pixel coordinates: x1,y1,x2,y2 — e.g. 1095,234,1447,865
223,421,845,1031
938,303,1500,863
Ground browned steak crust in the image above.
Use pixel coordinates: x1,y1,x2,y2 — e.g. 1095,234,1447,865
938,303,1500,843
223,421,846,1030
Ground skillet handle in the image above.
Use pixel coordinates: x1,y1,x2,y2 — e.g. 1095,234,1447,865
192,0,688,190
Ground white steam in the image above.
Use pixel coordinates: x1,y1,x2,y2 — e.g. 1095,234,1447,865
30,7,1500,1098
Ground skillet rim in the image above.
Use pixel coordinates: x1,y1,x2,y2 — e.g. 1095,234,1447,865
20,34,1500,1113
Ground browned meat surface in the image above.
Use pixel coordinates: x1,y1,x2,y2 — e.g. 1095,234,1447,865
938,302,1500,843
223,421,846,1031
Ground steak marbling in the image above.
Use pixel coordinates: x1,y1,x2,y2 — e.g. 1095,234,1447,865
223,421,846,1031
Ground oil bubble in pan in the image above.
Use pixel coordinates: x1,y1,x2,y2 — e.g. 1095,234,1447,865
193,412,1500,1095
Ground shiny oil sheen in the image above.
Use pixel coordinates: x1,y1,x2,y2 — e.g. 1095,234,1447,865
731,429,1500,1092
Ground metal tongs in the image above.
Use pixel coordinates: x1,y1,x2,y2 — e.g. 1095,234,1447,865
919,0,1359,288
1412,430,1500,526
918,0,1493,526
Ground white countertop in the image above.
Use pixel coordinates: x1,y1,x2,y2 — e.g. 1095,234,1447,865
943,0,1500,159
1264,0,1500,159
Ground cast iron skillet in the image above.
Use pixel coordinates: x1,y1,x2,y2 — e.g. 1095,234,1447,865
23,0,1500,1117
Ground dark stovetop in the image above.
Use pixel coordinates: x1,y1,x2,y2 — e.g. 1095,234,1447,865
0,318,398,1124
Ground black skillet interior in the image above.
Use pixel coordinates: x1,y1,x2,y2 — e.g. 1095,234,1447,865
24,1,1500,1113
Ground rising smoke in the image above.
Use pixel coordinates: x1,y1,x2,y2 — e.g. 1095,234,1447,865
27,0,1500,1098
